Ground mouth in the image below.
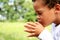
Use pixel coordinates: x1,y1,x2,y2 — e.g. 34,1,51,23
37,19,42,23
38,19,44,25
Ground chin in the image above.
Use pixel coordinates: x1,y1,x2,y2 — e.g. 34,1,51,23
39,22,48,27
38,21,44,26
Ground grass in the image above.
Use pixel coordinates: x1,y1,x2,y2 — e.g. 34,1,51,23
0,22,38,40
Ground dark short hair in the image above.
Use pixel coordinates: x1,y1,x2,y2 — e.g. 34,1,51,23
44,0,60,8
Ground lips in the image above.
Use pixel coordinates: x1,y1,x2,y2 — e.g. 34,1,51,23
37,19,42,22
38,19,44,25
36,15,42,23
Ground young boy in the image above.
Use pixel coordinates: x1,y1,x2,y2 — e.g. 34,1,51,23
24,0,60,40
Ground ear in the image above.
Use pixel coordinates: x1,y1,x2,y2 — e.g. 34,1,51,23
55,4,60,10
55,4,60,14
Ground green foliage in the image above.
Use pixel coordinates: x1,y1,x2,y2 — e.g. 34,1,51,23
24,11,36,22
23,1,37,22
0,0,36,22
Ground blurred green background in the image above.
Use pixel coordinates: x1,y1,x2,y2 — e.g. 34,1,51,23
0,0,36,22
0,0,51,40
0,22,38,40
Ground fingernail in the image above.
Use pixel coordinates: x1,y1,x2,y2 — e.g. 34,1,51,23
32,30,35,31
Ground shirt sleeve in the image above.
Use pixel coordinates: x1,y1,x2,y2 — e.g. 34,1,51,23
38,29,54,40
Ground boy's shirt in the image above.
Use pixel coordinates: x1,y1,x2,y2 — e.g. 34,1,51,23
52,23,60,40
38,23,60,40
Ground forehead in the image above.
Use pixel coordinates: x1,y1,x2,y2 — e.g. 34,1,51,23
33,0,46,6
32,0,44,3
34,0,47,8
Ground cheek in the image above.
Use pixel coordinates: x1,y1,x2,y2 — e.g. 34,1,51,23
42,12,50,22
41,15,49,26
44,12,55,25
41,12,54,26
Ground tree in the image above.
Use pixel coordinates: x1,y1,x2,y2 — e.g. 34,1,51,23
0,0,37,22
22,0,37,22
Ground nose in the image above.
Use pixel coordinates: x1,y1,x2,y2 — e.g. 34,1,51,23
37,15,40,19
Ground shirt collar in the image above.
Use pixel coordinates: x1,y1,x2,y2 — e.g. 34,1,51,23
52,23,60,27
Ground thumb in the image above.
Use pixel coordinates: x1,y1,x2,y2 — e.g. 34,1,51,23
27,33,35,37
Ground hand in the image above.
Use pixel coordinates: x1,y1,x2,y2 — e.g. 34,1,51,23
24,22,45,37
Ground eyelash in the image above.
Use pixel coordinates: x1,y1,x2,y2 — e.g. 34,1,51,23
37,11,42,15
37,13,42,15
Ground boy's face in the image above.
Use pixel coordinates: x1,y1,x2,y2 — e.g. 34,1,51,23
33,0,56,26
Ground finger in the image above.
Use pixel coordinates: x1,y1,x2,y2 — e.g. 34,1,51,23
35,22,43,26
25,29,35,33
27,33,35,37
24,24,35,29
27,22,37,27
35,22,40,25
35,22,39,25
